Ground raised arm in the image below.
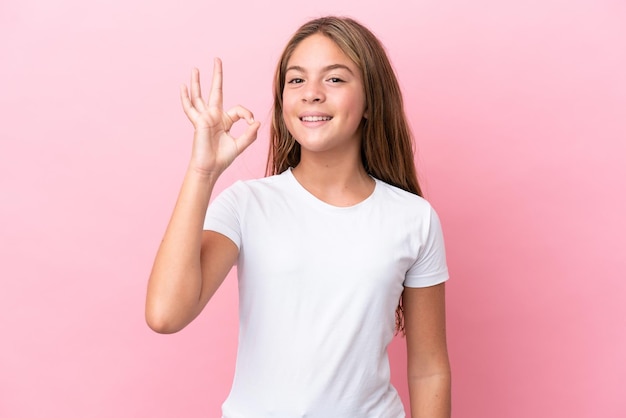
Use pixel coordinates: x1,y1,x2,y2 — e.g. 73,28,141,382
404,283,452,418
145,59,260,334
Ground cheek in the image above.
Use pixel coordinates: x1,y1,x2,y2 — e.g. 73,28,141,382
282,93,298,127
281,102,295,134
342,89,366,111
281,98,291,120
282,90,295,112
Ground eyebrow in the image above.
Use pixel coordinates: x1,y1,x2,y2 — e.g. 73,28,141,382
285,64,355,75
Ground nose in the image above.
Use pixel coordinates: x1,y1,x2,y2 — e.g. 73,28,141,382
302,81,325,103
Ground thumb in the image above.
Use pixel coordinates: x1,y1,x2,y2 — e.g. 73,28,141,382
235,121,261,155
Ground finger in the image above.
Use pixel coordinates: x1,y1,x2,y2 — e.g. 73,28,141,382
234,120,261,155
208,58,223,110
190,68,205,111
225,105,256,128
180,84,198,121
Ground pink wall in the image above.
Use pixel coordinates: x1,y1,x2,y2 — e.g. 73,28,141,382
1,0,625,417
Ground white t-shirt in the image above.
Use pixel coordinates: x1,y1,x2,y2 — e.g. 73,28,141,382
204,168,449,418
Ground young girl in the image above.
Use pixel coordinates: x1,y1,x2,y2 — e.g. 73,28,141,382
146,16,451,418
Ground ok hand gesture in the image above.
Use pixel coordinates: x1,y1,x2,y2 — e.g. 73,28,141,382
180,58,261,177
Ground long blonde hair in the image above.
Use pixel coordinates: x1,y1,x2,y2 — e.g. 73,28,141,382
266,16,421,333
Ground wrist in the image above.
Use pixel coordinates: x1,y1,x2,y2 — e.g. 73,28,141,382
185,164,221,185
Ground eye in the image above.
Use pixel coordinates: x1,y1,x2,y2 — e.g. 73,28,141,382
287,78,304,84
328,77,344,83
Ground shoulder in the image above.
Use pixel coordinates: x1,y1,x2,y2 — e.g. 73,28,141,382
240,170,290,189
373,178,434,215
214,170,293,205
234,170,291,194
371,180,445,241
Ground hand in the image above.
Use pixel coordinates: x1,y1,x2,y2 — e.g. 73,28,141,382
180,58,261,176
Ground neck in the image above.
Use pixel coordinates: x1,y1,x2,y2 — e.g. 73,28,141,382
291,150,374,207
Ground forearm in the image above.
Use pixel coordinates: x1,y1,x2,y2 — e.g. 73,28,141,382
408,371,451,418
146,59,258,333
145,166,218,333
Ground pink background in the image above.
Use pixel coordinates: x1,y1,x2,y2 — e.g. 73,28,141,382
1,0,625,417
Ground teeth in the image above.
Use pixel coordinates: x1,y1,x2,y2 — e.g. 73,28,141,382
301,116,331,122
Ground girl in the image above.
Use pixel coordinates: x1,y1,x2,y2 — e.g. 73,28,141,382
146,16,451,418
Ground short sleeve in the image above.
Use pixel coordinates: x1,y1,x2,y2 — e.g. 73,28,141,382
404,207,449,288
203,181,244,249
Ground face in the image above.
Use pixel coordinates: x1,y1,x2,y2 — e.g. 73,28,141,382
282,33,367,159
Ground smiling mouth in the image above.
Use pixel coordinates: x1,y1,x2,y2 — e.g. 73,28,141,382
300,116,332,122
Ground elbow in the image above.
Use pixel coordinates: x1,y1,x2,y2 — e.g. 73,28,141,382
146,317,178,335
408,359,452,388
408,368,452,391
145,304,185,334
